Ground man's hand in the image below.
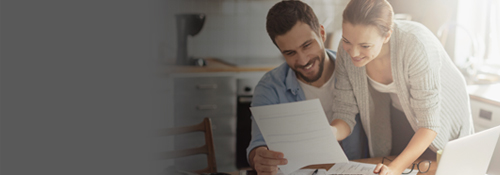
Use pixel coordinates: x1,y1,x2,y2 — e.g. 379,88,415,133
249,146,288,175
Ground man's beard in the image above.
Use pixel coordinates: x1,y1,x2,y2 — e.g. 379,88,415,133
293,53,325,83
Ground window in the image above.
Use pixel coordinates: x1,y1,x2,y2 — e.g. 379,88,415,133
455,0,500,74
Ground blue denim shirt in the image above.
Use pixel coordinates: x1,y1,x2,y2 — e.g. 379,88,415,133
246,50,369,162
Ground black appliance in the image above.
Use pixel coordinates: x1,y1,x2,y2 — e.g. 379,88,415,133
236,95,253,168
175,13,206,65
235,78,260,169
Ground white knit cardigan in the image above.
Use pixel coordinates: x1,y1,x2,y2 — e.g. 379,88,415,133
332,20,474,157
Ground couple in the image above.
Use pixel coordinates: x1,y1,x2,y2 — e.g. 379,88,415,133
246,0,474,175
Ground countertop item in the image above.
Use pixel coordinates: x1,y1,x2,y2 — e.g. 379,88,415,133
468,83,500,107
163,58,279,74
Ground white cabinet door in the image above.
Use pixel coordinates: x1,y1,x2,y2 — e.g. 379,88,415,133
173,76,237,172
470,99,500,132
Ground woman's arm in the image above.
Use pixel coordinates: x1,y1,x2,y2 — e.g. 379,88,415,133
331,42,360,137
375,22,445,175
374,128,437,175
330,119,351,141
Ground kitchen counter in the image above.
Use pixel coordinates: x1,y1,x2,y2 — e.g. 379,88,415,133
468,83,500,107
163,58,279,74
162,59,500,107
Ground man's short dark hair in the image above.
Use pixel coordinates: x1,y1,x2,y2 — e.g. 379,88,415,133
266,0,320,47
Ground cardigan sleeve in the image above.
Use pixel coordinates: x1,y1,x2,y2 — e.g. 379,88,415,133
332,42,359,134
404,32,442,133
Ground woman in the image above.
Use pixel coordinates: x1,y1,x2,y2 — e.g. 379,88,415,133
331,0,474,174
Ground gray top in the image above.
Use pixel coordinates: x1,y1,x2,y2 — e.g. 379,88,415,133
332,20,474,157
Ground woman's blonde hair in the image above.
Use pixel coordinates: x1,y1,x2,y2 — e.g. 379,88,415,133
342,0,394,36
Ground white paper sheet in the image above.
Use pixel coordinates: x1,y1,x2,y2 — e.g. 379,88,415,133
250,99,348,175
327,162,417,175
276,169,327,175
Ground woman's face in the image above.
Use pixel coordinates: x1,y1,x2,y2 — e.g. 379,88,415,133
341,22,390,67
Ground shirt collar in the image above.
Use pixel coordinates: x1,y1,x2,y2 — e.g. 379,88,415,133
286,66,301,95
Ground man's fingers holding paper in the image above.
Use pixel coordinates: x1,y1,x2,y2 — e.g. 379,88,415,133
253,147,287,175
259,157,288,165
257,147,285,159
255,163,279,172
254,161,279,175
254,149,287,165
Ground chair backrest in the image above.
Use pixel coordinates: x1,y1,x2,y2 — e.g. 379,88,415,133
159,118,217,174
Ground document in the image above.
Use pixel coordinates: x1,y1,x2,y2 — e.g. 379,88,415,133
250,99,348,175
327,162,417,175
276,169,327,175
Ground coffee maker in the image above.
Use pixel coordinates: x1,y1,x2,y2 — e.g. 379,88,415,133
176,13,206,66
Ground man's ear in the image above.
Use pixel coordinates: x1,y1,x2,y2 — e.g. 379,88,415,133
383,29,392,43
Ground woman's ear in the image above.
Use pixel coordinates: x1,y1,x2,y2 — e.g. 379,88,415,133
320,25,326,42
383,29,392,43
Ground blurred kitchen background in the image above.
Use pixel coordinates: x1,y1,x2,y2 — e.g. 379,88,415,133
154,0,500,174
158,0,347,66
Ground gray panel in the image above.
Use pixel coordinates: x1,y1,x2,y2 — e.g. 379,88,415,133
174,132,205,149
174,100,235,119
175,92,236,105
174,77,236,98
213,136,237,172
174,154,208,172
174,116,236,136
173,130,237,172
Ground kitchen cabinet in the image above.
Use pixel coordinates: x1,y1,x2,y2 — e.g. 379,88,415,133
174,76,236,119
173,75,237,172
154,58,275,173
467,83,500,132
468,83,500,132
470,100,500,132
161,59,272,172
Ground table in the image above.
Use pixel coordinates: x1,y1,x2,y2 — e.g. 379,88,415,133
232,155,438,175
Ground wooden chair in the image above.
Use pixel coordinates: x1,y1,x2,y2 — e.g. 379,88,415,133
159,117,217,174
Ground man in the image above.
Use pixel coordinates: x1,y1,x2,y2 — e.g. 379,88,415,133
247,1,369,175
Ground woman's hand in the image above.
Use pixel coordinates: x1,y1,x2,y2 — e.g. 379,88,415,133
373,128,437,174
373,163,404,175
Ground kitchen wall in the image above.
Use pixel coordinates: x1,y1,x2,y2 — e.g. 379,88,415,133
158,0,460,66
160,0,350,66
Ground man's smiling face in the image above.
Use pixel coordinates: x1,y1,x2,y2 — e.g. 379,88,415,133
275,21,326,83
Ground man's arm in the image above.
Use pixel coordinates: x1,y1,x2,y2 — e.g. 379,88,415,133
246,77,290,174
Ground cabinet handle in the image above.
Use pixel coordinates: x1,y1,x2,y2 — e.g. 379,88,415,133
479,109,493,121
197,104,217,110
196,84,218,90
238,97,253,103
